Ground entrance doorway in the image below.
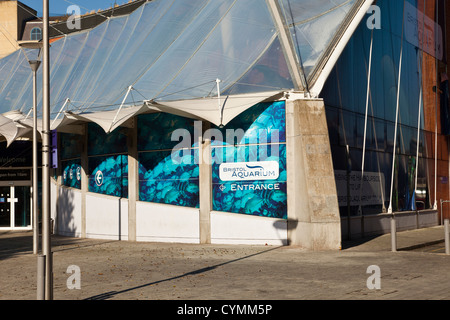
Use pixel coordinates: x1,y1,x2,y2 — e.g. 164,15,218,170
0,185,32,229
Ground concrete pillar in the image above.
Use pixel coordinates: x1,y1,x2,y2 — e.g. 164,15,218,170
286,98,341,250
127,120,138,242
199,136,212,244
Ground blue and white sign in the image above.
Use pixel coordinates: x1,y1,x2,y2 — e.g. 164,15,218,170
95,170,104,187
219,161,279,182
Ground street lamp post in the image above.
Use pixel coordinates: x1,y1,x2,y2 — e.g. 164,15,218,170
18,0,52,301
30,59,41,256
42,0,53,300
18,41,42,257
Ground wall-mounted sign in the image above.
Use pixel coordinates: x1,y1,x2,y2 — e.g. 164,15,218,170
0,169,31,182
219,161,279,182
405,1,444,60
335,170,385,207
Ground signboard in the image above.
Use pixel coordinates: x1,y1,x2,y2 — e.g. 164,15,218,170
51,130,58,169
219,161,279,181
0,169,31,182
335,170,385,207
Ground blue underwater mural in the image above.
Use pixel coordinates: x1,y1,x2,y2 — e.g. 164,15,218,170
135,101,287,217
78,101,287,217
211,101,287,219
88,154,128,198
138,112,199,208
139,149,199,208
62,159,82,189
212,100,286,146
212,144,287,219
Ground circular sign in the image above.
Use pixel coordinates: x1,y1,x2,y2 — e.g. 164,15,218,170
76,166,81,181
95,170,104,187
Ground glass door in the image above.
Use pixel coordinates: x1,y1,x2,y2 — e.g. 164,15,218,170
14,186,31,228
0,187,11,227
0,186,32,229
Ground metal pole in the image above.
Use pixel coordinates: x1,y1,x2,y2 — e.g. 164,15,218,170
391,216,397,252
42,0,53,300
30,62,40,255
445,219,449,255
37,254,45,300
346,145,351,240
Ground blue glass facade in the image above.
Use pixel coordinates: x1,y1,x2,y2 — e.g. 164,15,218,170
321,0,448,215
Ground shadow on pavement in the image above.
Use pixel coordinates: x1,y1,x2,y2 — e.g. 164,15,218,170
0,231,117,260
85,246,282,300
340,234,382,250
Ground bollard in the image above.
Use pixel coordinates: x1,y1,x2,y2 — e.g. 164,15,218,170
37,254,46,300
445,219,449,255
391,216,397,252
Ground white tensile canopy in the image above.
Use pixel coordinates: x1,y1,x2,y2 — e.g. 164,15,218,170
0,0,373,145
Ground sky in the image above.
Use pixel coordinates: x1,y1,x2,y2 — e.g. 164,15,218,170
20,0,131,16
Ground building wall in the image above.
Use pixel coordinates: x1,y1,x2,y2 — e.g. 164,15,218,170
0,2,19,59
321,0,447,233
0,1,36,59
55,102,289,245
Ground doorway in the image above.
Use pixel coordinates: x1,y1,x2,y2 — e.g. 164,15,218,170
0,185,32,230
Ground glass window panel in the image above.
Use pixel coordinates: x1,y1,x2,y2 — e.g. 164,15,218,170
87,123,127,156
137,112,195,152
0,186,11,227
60,132,83,160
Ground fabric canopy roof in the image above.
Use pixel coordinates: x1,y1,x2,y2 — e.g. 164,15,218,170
0,0,373,144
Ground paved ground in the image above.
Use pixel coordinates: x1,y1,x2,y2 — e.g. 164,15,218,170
0,226,449,301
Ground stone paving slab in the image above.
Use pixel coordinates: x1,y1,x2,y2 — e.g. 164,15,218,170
0,227,449,301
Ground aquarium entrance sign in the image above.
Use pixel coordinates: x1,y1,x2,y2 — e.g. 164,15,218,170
219,161,279,182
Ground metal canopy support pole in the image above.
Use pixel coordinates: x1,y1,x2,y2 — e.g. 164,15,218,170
110,85,133,133
414,0,426,213
51,98,70,129
388,0,406,252
357,28,374,217
42,0,53,300
433,0,439,210
216,78,221,112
